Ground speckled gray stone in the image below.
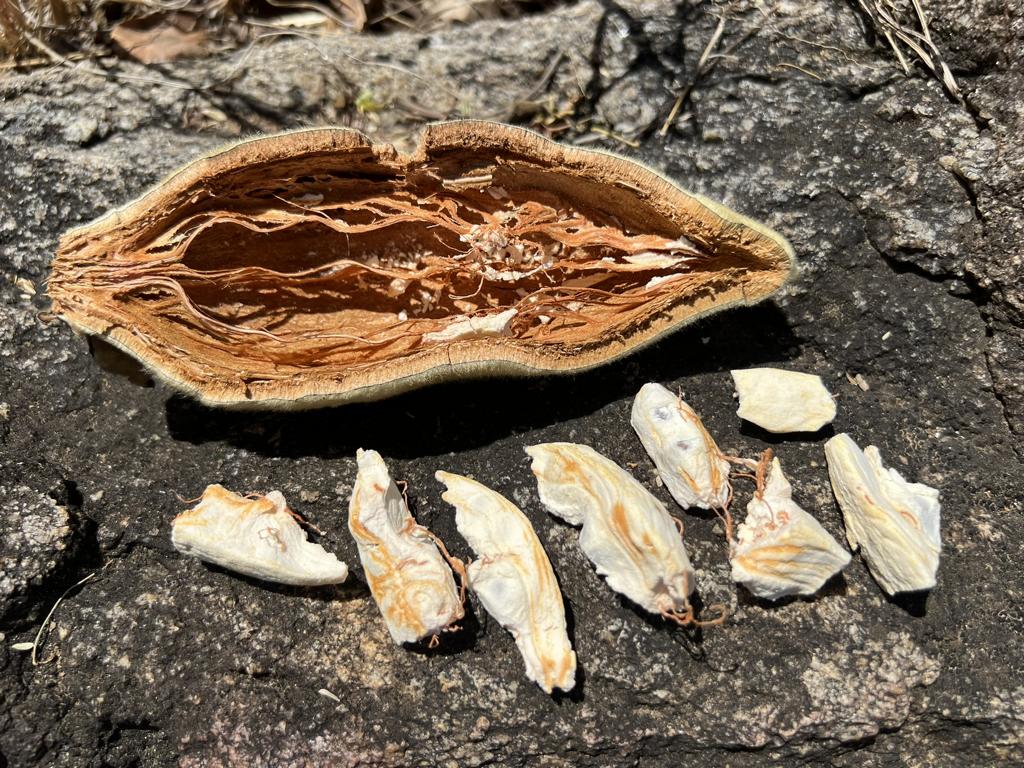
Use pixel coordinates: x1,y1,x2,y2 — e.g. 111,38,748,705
0,486,74,619
1,1,1023,766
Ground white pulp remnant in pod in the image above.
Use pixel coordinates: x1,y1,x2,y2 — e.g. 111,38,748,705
422,308,518,343
731,457,851,600
171,484,348,586
731,367,836,433
349,449,464,644
436,471,576,694
824,434,941,595
526,442,697,621
630,382,730,510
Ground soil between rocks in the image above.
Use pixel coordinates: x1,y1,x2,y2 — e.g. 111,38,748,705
1,1,1022,766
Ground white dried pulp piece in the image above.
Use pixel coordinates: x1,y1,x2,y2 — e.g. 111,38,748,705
525,442,696,620
436,471,576,694
730,368,836,434
422,308,518,343
349,449,464,645
731,457,851,600
824,434,941,595
630,382,730,511
171,484,348,586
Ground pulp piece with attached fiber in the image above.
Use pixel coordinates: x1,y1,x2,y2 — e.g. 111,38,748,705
49,120,794,409
824,434,941,595
436,471,576,694
731,367,836,433
731,457,851,600
630,382,730,511
348,449,464,645
526,442,698,622
171,485,349,586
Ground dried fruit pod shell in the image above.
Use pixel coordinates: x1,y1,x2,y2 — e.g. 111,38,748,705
51,121,794,408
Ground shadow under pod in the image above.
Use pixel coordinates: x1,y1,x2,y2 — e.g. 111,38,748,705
198,564,369,604
738,421,836,445
886,588,930,617
164,302,801,459
735,572,850,610
552,596,585,703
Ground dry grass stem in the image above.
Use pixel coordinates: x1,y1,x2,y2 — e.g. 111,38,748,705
30,571,97,666
659,2,773,136
857,0,962,100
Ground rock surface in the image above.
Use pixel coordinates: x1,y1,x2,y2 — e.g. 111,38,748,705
1,1,1023,765
0,486,75,622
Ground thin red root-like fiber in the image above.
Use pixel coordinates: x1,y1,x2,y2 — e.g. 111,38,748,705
410,522,469,608
660,571,729,628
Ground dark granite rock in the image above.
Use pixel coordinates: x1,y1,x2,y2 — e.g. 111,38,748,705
1,1,1022,765
0,486,75,622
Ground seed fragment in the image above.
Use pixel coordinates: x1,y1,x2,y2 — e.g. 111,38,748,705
731,457,851,600
630,382,730,511
824,434,941,595
731,368,836,433
526,442,699,623
349,449,464,645
436,470,576,694
171,485,349,586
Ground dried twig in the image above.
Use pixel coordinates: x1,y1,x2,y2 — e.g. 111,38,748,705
23,30,203,90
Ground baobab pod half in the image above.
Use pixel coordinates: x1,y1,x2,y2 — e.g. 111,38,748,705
50,121,794,409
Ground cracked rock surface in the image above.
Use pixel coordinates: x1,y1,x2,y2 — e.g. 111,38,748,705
1,1,1023,765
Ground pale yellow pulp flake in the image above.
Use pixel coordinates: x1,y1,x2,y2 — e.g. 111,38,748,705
349,449,464,644
731,368,836,433
824,434,941,595
171,484,348,586
526,442,696,618
436,471,576,694
731,458,851,600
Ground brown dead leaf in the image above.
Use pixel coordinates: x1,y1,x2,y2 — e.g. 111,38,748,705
110,16,209,64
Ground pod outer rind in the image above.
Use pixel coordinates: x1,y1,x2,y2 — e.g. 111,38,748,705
51,120,796,409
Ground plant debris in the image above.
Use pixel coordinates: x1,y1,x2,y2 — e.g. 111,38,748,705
109,14,210,64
